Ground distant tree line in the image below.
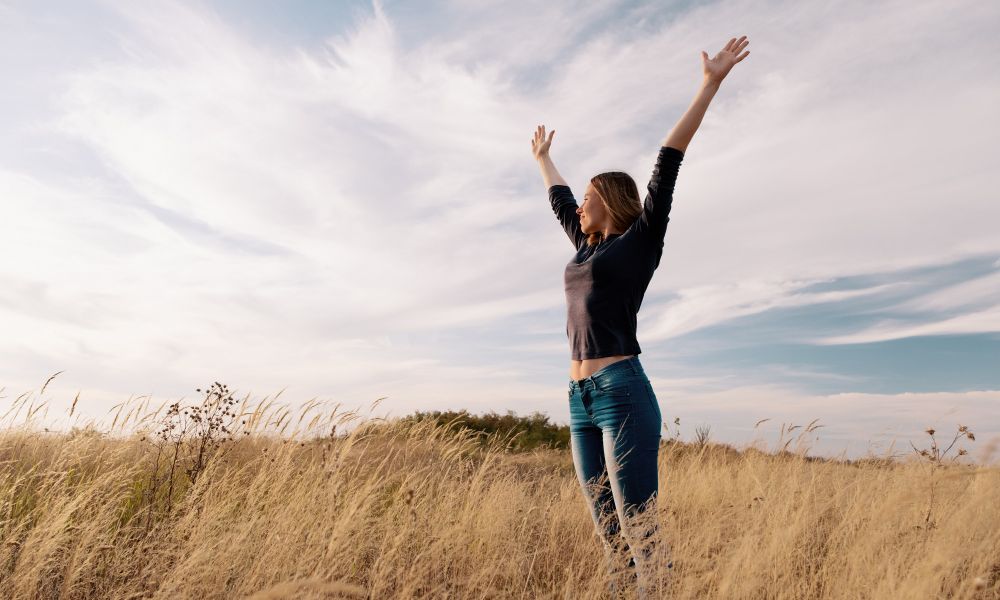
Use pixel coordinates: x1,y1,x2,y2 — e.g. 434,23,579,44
398,409,570,451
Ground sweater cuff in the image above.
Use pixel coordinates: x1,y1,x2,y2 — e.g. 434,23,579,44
660,146,685,161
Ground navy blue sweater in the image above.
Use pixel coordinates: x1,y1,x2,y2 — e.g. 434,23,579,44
548,146,685,360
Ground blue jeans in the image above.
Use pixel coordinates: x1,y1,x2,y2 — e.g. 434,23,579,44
568,356,670,597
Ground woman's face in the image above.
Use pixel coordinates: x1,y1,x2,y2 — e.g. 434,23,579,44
577,182,611,234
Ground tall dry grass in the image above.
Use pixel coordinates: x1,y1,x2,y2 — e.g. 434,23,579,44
0,383,998,599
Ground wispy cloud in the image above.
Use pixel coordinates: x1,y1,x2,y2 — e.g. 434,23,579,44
893,270,1000,314
642,280,902,340
811,266,1000,344
811,307,1000,345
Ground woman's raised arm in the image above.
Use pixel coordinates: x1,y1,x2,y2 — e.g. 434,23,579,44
630,36,751,250
532,125,567,188
663,35,750,153
533,124,586,250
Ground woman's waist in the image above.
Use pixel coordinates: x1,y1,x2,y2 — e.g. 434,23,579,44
570,354,638,381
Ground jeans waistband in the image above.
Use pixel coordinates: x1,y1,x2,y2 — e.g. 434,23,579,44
569,356,644,391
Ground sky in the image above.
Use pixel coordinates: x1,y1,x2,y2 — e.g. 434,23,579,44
1,0,998,463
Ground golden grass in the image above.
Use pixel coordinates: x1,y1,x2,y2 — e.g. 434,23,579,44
0,386,998,599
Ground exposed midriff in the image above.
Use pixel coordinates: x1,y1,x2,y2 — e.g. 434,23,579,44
570,354,636,380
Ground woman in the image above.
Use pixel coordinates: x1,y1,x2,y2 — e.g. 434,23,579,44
531,36,750,597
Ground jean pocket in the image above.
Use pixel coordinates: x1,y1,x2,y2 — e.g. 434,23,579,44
596,380,630,399
643,382,661,418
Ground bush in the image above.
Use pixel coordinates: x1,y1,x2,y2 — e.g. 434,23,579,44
398,409,569,452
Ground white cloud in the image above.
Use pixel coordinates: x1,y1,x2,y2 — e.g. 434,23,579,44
803,261,1000,344
892,269,1000,314
642,280,901,340
811,305,1000,345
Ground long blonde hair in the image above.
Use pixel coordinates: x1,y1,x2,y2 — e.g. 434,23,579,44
586,171,642,247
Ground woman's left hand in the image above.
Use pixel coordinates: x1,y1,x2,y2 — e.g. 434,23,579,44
702,35,750,83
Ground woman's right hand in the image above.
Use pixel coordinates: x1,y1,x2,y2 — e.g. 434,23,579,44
702,35,750,83
531,124,555,160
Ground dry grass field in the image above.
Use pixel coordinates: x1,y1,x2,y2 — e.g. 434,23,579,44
1,382,998,599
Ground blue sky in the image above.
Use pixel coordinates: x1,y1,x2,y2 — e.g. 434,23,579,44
1,0,998,462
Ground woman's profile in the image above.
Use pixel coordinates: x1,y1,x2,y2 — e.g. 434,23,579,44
531,35,750,597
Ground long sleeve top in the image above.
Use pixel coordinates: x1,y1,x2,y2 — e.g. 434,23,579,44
548,146,685,360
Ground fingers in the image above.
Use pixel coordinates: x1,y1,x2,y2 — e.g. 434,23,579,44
534,124,552,141
531,125,553,152
724,35,749,54
736,50,749,63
